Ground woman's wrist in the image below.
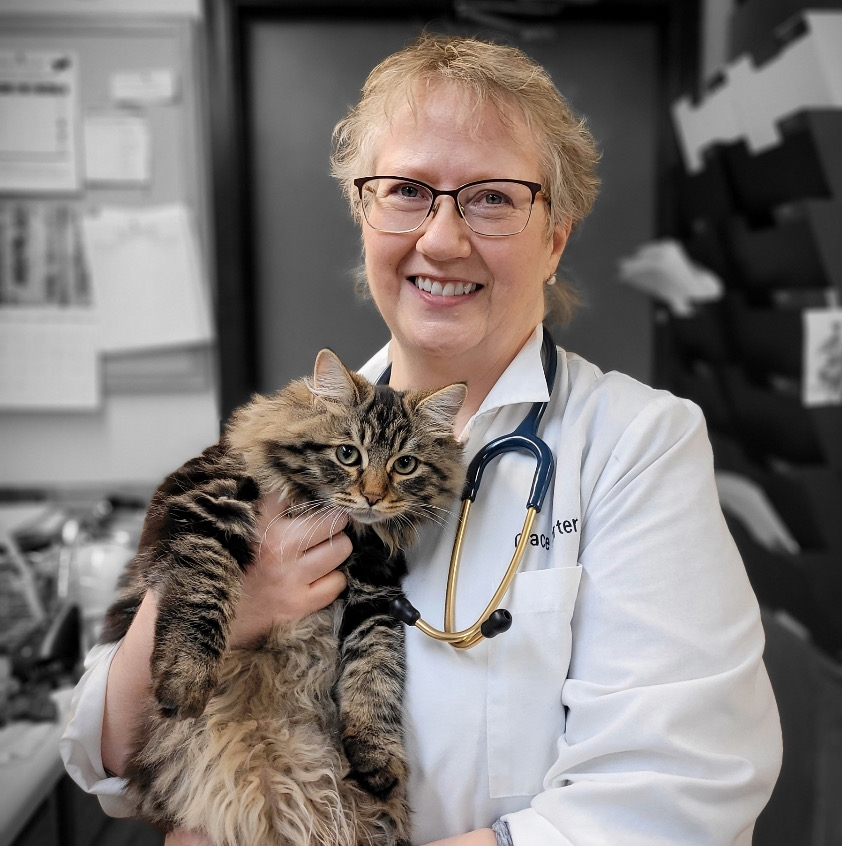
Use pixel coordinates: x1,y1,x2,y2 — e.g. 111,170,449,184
101,590,157,776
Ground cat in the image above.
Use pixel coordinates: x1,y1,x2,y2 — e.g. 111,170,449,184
99,349,466,846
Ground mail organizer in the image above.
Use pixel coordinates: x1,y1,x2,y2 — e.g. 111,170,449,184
730,0,842,64
726,297,803,379
761,465,842,553
710,431,842,554
675,148,736,226
721,110,842,215
683,219,738,283
730,514,842,657
722,369,842,468
725,201,842,291
665,301,735,367
672,11,842,173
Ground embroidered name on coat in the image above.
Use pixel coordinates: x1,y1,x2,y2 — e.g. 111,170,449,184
514,517,579,550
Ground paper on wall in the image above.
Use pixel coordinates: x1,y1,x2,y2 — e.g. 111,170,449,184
803,308,842,407
0,50,80,193
83,113,151,185
81,203,213,354
0,203,99,410
110,69,178,105
0,307,99,410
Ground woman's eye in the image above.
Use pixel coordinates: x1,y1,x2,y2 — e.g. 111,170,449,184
336,445,361,466
393,455,418,475
398,184,420,198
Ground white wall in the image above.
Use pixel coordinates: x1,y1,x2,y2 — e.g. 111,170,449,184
1,392,220,487
0,0,200,16
0,1,217,490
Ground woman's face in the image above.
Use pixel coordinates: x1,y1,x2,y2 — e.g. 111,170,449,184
361,84,569,383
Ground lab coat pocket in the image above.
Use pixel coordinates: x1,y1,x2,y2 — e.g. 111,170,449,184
486,565,582,798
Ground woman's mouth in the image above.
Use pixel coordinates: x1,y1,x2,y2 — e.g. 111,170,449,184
411,276,478,297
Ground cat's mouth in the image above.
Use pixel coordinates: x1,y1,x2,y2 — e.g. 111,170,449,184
410,276,480,297
348,508,389,525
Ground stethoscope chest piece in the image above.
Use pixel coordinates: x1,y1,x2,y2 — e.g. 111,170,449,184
386,328,558,649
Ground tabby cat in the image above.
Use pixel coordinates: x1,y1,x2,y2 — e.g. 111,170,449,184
100,349,466,846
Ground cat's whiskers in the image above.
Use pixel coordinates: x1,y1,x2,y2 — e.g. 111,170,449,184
257,498,334,561
302,506,348,553
287,502,348,558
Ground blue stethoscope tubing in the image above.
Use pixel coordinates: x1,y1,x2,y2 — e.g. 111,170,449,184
383,327,558,649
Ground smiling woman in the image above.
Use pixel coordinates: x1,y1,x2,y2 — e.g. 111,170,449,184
61,30,781,846
345,83,570,423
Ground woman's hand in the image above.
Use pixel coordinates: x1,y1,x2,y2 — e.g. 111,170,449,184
424,830,497,846
228,494,352,647
164,829,213,846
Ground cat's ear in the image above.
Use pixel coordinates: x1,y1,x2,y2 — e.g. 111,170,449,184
415,383,467,432
307,349,360,409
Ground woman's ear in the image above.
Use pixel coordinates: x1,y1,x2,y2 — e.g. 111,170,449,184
548,218,572,272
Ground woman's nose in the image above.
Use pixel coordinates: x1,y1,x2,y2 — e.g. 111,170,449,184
415,197,473,260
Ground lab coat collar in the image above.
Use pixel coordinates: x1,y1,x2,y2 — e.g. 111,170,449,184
357,324,551,431
470,324,551,420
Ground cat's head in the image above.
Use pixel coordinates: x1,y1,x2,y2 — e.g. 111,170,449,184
226,349,467,548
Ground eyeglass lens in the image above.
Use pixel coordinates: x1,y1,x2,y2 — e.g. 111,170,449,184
358,178,536,236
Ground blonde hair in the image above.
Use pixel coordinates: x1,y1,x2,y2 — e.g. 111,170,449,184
331,32,601,325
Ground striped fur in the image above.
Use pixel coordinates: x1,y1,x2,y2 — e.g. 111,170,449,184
100,350,465,846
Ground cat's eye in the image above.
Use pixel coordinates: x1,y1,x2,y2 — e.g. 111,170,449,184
393,455,418,475
335,444,361,466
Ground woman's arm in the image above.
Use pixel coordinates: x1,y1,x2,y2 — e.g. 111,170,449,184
503,394,781,844
163,826,498,845
101,494,351,776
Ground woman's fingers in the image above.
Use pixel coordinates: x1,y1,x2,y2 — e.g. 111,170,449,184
228,495,352,646
260,499,350,570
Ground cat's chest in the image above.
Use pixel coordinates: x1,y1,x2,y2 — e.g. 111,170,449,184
215,606,344,720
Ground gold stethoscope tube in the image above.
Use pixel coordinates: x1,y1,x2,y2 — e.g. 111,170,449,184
409,499,538,649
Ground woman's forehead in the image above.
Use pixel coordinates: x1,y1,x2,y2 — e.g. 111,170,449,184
391,78,525,136
369,81,534,167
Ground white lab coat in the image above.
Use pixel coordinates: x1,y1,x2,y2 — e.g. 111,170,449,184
60,326,782,845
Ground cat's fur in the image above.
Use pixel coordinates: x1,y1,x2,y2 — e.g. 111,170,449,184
100,350,466,846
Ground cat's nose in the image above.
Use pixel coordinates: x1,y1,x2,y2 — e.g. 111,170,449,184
362,491,383,506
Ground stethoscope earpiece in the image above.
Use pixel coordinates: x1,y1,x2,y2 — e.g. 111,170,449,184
389,596,421,627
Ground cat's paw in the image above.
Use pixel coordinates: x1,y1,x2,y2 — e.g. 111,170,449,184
344,737,407,799
151,652,218,720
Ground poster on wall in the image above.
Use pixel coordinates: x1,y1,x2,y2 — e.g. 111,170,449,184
0,50,80,193
0,201,98,409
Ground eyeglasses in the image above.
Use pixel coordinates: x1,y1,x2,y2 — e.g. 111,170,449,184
353,176,544,237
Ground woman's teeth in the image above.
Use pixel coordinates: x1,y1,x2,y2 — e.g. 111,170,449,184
413,277,477,296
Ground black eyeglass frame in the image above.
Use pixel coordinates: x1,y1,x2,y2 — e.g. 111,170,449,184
353,175,545,236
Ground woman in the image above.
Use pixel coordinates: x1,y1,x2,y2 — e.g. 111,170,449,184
62,34,781,845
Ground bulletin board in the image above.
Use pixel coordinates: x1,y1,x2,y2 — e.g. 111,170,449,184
0,14,215,411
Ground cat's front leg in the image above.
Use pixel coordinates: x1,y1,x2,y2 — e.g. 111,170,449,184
149,477,259,719
336,593,410,800
149,558,240,719
337,607,412,846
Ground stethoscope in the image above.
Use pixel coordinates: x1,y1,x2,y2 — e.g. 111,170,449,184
382,327,557,649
